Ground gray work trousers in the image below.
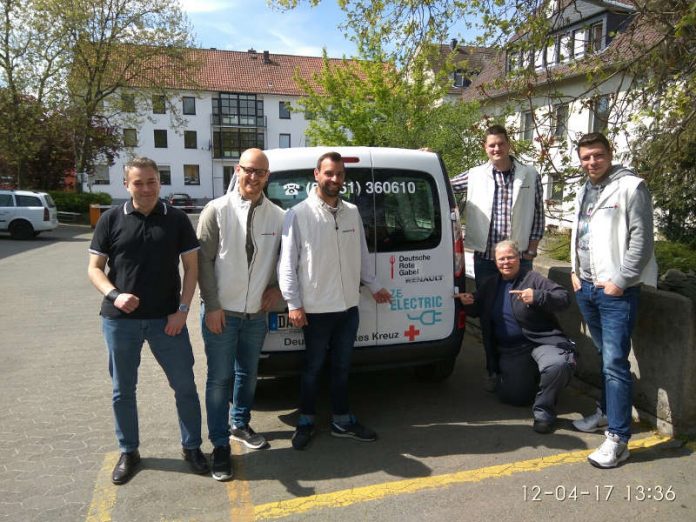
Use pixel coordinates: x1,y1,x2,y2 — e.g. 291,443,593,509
496,344,576,422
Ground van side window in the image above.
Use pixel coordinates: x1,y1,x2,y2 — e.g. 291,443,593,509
0,194,15,207
372,168,441,252
265,168,376,252
16,195,41,207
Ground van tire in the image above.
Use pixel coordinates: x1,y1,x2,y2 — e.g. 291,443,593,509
414,357,456,382
9,220,34,240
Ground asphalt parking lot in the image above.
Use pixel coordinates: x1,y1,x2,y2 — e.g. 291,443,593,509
1,224,695,522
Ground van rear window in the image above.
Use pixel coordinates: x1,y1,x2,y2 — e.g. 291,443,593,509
265,167,440,253
372,168,441,253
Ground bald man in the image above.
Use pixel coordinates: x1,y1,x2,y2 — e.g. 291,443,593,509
197,148,285,481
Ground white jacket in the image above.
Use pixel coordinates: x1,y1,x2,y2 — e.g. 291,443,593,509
571,174,657,288
209,191,285,313
279,189,378,313
465,159,539,252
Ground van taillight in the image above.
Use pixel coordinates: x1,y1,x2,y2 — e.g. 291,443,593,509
43,207,49,221
451,209,465,277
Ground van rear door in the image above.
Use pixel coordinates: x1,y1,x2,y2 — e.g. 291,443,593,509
369,149,455,346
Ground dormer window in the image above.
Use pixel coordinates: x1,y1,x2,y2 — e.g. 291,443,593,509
453,69,471,88
586,22,604,53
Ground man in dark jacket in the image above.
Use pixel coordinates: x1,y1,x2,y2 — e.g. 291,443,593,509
456,240,576,433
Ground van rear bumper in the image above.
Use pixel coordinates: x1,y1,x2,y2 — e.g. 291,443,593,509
258,325,465,376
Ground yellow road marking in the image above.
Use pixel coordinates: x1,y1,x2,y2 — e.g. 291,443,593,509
254,434,671,520
228,440,255,522
85,451,120,522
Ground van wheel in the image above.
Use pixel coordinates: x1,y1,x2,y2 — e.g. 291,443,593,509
9,220,34,240
414,357,456,382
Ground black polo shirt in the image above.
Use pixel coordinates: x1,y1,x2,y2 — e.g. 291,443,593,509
89,200,199,319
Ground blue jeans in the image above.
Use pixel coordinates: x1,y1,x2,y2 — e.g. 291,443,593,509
101,317,203,453
201,307,267,448
575,280,639,442
299,307,359,421
474,252,532,288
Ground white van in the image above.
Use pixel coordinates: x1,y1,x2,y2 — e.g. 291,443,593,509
233,147,467,381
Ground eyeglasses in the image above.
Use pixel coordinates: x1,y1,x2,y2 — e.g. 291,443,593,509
238,165,269,177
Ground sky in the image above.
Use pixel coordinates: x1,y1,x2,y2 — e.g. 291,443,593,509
180,0,477,59
180,1,360,58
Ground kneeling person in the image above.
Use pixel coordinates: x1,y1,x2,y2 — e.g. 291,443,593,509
457,240,576,433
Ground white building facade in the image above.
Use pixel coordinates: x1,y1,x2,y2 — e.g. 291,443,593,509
84,49,335,201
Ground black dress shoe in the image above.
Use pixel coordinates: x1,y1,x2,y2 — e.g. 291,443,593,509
533,419,555,434
112,450,141,485
182,447,209,475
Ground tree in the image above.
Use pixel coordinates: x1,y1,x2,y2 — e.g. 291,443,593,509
0,0,195,191
275,1,696,239
293,37,482,175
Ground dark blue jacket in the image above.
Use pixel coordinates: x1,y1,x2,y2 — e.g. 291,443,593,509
466,269,572,374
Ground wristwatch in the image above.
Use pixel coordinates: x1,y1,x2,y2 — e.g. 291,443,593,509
525,250,538,258
178,303,190,313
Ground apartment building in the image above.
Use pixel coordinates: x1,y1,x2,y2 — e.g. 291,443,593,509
85,48,341,201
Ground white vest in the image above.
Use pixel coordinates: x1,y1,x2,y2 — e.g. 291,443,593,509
212,191,285,313
292,190,363,313
571,175,658,287
465,159,539,252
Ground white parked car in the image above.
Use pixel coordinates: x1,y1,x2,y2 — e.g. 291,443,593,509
230,147,468,381
0,190,59,239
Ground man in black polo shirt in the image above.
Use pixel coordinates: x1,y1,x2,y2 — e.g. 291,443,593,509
88,157,208,485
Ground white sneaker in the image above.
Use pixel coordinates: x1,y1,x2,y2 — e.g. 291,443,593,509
573,406,608,432
587,431,629,468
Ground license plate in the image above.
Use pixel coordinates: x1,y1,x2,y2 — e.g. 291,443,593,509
268,312,293,331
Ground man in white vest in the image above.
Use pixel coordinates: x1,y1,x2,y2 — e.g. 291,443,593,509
197,148,285,481
458,125,545,288
278,151,392,450
570,132,657,468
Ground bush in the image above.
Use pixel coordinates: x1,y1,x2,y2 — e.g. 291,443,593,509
49,191,112,213
655,241,696,274
543,233,696,275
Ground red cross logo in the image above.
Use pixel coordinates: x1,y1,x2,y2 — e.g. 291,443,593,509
404,324,420,342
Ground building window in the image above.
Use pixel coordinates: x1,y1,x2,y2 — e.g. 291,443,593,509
586,22,604,53
121,93,135,113
154,129,168,148
506,49,520,73
123,128,138,147
213,129,265,159
93,165,110,185
279,133,291,148
223,165,235,191
552,103,569,141
184,164,200,185
182,96,196,115
184,130,197,149
158,165,171,185
212,93,264,126
521,111,534,141
279,101,291,119
590,95,611,134
152,95,166,114
550,174,564,202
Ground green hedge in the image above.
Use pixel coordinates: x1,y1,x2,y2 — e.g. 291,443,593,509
49,191,112,213
544,233,696,275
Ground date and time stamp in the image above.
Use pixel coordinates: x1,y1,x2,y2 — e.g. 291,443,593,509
522,484,677,502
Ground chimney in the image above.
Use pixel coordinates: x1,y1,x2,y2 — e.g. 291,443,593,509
248,48,257,59
263,50,270,64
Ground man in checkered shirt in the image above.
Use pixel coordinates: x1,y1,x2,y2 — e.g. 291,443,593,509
453,125,545,288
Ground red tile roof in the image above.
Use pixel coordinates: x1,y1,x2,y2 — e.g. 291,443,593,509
129,47,360,96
